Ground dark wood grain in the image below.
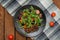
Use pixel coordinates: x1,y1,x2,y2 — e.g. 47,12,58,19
4,6,26,40
53,0,60,9
27,37,32,40
0,4,5,40
16,31,26,40
5,10,15,40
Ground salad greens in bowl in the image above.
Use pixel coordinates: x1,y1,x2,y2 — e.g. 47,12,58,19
14,5,46,34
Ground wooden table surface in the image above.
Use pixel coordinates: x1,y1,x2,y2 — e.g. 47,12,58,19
0,0,60,40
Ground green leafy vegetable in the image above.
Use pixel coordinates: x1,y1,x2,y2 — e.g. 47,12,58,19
18,6,43,29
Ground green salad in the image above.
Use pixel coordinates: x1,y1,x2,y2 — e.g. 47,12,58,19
18,6,43,33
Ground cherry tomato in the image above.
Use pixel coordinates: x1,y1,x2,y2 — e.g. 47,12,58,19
49,21,55,27
51,12,56,17
8,34,13,40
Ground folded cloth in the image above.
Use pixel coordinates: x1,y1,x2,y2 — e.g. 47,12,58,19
0,0,60,40
39,0,60,25
39,0,60,40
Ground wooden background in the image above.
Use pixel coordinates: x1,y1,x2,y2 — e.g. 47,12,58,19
0,4,32,40
0,0,60,40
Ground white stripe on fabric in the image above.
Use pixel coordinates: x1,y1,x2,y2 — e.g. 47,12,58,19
16,0,31,6
16,0,26,5
6,1,20,15
39,0,53,9
50,29,60,40
1,0,13,7
57,18,60,25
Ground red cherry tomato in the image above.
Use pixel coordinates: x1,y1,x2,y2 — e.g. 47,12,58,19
49,21,55,27
8,34,13,40
51,12,56,17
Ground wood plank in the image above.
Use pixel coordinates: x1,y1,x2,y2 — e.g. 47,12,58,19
4,8,26,40
5,10,15,40
27,37,32,40
16,31,26,40
53,0,60,9
0,4,5,40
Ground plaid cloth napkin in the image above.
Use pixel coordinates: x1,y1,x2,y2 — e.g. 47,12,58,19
0,0,60,40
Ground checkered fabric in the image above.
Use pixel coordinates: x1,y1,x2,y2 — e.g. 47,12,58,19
39,0,60,40
0,0,60,40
